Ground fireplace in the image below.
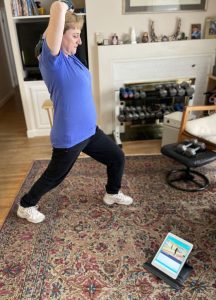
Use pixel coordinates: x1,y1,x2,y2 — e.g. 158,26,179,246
97,39,216,135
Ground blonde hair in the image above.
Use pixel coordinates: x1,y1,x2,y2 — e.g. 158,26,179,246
64,12,84,33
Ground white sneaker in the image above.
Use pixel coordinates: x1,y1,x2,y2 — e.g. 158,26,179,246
17,204,45,223
103,191,133,206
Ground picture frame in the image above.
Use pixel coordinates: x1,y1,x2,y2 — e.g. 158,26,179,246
204,17,216,39
191,24,201,39
123,0,207,14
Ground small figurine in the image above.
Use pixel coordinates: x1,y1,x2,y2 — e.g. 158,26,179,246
130,27,137,44
149,21,158,42
170,18,181,41
161,35,169,42
142,32,149,43
112,33,118,45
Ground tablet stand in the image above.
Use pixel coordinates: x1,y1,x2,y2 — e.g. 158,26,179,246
144,257,193,290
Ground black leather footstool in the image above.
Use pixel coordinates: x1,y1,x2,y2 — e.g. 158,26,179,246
161,143,216,192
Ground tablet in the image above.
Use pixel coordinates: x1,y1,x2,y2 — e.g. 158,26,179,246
151,232,193,279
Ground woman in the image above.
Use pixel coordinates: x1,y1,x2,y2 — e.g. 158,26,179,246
17,0,133,224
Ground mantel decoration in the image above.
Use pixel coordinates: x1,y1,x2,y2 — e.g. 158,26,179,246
204,17,216,39
149,18,187,42
123,0,207,14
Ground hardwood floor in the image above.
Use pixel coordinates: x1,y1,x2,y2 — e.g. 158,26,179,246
0,90,161,226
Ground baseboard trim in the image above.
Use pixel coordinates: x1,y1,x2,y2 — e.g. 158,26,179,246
0,90,15,109
27,128,51,138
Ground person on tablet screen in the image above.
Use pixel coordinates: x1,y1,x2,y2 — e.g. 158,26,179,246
17,0,133,224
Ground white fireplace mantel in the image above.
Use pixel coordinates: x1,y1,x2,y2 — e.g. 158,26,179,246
97,39,216,134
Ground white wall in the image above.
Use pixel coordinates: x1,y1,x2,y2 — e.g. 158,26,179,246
85,0,216,124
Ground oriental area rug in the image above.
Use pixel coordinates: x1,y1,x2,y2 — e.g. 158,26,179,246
0,155,216,300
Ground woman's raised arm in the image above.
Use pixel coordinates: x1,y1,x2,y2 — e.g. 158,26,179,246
46,1,74,56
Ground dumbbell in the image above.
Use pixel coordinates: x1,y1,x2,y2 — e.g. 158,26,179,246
131,110,139,120
177,86,186,97
169,87,177,97
136,106,145,119
155,110,163,119
136,106,142,112
186,86,195,97
125,112,133,121
143,106,150,119
138,110,145,120
147,106,156,119
159,87,168,98
155,84,163,91
120,88,129,99
180,81,189,89
134,90,140,99
185,142,206,157
165,83,172,89
123,106,131,113
130,106,137,112
127,89,134,99
140,91,146,99
176,139,198,154
117,110,126,122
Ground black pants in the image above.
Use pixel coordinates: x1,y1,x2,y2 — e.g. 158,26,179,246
20,127,125,207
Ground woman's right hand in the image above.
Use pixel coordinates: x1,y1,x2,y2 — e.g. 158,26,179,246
59,0,74,11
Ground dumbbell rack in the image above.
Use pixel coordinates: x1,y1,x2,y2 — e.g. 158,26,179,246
113,79,195,147
113,91,125,146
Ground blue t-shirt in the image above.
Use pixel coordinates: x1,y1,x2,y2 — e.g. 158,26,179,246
39,40,96,148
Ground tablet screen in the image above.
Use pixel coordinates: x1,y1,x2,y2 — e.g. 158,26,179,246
151,232,193,279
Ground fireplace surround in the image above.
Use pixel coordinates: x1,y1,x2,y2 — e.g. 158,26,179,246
97,39,216,135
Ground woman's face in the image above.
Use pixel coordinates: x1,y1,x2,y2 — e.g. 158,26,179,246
62,28,82,56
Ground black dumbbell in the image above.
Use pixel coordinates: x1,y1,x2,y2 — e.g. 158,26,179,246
165,83,172,89
140,91,146,99
185,142,206,157
155,84,163,90
120,88,129,99
155,110,163,119
186,86,195,97
177,86,186,97
180,81,189,89
127,89,134,99
125,112,133,121
117,109,125,122
136,106,145,119
160,104,167,112
169,87,177,97
136,106,142,112
130,106,136,112
134,90,140,99
131,111,139,120
138,110,145,120
176,139,198,154
146,106,156,119
143,106,150,119
159,87,168,98
123,106,131,113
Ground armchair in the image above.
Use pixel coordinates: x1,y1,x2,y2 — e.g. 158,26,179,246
178,105,216,150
